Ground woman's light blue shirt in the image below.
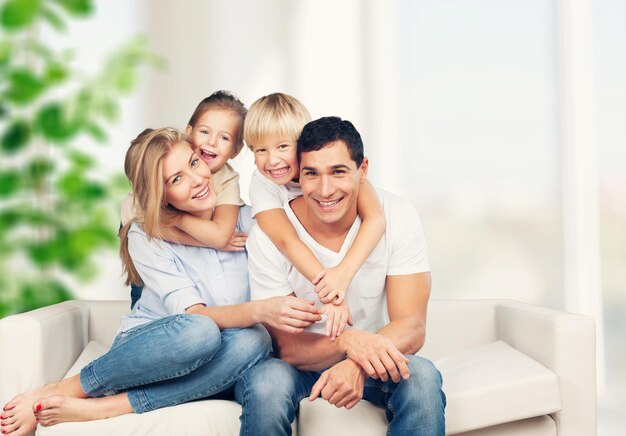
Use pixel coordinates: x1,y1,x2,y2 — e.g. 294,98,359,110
120,206,253,332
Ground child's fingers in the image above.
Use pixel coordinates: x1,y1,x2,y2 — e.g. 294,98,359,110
325,310,335,337
312,270,326,286
337,313,348,336
331,312,343,340
317,286,331,300
321,289,338,304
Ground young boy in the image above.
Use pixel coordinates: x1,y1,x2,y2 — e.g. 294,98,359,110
244,93,386,339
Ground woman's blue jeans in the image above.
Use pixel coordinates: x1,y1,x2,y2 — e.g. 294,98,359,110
79,314,271,413
235,355,446,436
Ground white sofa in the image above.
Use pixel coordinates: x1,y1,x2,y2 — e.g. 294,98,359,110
0,299,596,435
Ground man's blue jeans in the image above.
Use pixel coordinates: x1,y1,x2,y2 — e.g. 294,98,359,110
235,356,446,436
79,314,271,413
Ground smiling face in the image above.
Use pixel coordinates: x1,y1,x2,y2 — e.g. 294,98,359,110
251,134,300,185
186,108,241,173
299,140,368,228
162,140,216,217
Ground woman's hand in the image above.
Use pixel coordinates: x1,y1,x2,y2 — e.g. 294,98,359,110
254,296,322,333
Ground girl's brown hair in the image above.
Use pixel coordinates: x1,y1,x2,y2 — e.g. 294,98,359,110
187,90,247,158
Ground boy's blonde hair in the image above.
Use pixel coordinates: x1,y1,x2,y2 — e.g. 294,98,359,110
187,90,247,158
244,93,311,149
119,127,191,286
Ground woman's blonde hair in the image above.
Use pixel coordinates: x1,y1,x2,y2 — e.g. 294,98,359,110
243,93,311,149
119,127,191,286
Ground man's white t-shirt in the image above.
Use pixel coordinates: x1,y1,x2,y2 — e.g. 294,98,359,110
249,169,302,218
246,189,430,335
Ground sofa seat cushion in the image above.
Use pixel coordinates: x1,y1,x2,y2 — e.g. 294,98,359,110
437,340,561,434
36,400,243,436
297,340,561,436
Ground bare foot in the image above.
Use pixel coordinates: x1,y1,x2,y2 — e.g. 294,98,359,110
1,388,46,436
34,394,133,426
1,376,85,435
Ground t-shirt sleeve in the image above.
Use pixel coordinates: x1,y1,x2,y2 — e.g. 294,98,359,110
387,197,431,275
128,225,205,314
250,170,292,217
214,164,244,206
246,224,294,299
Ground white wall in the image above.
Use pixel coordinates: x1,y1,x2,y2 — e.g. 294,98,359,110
55,0,625,400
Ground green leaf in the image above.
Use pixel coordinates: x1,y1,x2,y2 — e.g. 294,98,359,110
45,62,67,84
16,278,72,313
0,103,7,119
67,149,93,170
85,122,106,142
113,68,135,93
28,156,55,181
1,119,31,153
57,170,106,202
33,102,79,141
4,69,46,105
0,170,21,196
94,98,118,122
27,238,61,267
40,4,66,31
52,0,92,16
0,40,11,66
0,0,42,31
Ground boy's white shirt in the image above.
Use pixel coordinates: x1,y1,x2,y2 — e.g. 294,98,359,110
120,163,243,226
248,169,302,218
246,189,430,335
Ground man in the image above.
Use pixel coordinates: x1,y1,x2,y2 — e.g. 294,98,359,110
236,116,445,435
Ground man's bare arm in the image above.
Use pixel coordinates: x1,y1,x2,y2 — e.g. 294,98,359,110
378,271,431,354
268,272,430,374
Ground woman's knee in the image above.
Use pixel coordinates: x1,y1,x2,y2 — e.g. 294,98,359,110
175,314,221,357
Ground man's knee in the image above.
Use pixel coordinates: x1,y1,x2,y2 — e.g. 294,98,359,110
236,358,299,403
227,325,272,362
401,355,445,406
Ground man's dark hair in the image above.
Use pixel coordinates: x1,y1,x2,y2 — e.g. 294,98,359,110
297,116,364,167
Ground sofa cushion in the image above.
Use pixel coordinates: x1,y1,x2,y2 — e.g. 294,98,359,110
37,400,243,436
297,340,561,436
437,340,561,434
64,341,108,378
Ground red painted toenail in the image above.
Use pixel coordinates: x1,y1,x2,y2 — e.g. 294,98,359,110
36,403,42,411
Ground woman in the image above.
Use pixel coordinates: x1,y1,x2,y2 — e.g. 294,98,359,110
0,128,321,435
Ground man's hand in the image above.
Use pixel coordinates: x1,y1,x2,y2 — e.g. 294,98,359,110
338,329,410,383
254,296,322,333
309,359,366,409
320,299,353,341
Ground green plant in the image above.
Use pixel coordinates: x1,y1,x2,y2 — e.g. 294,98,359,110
0,0,162,317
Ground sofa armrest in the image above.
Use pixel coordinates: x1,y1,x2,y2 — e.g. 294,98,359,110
495,300,596,436
0,300,89,405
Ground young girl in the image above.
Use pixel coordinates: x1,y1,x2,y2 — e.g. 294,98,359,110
0,129,320,435
121,90,248,251
244,93,386,341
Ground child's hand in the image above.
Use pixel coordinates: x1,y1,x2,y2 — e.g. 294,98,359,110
320,298,353,341
312,267,353,305
222,232,247,252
